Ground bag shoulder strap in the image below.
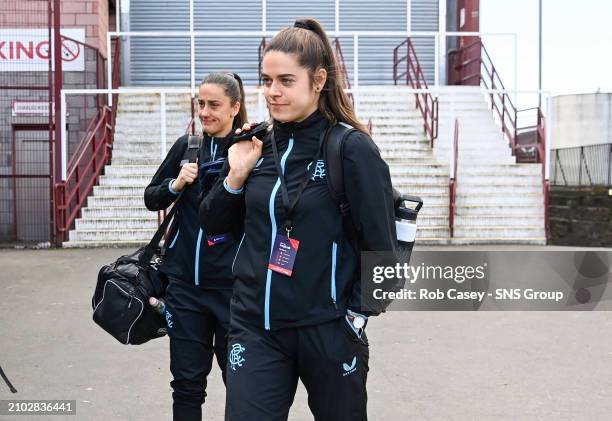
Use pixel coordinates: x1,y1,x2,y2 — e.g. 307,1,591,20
323,122,362,251
181,134,202,165
324,122,357,217
139,134,203,266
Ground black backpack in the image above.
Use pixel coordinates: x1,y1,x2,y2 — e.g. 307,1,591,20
323,123,423,313
323,122,423,251
91,135,202,345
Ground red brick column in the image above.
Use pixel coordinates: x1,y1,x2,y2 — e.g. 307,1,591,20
61,0,109,58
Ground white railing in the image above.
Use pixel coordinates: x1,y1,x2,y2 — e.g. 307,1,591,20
60,86,269,180
107,29,517,106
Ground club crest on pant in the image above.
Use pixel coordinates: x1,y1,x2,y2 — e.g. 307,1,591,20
229,343,246,371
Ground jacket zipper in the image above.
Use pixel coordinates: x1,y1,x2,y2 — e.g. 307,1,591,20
232,233,246,273
331,241,338,310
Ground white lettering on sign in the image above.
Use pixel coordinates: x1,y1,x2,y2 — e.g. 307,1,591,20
0,28,85,72
12,101,55,117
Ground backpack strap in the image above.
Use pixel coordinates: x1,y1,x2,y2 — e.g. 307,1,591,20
324,122,357,218
324,122,362,250
181,134,203,165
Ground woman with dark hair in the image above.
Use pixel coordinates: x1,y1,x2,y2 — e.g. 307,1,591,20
200,18,398,421
144,72,247,421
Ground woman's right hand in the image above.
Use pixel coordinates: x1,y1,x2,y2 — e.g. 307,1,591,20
171,162,198,192
227,122,264,190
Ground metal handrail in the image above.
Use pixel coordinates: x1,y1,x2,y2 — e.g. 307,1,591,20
333,38,351,90
449,119,459,237
54,107,113,241
451,39,549,241
392,37,439,147
54,39,121,243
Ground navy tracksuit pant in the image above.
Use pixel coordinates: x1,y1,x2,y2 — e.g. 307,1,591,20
164,278,233,421
225,314,370,421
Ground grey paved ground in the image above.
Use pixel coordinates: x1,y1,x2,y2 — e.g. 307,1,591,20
1,246,612,420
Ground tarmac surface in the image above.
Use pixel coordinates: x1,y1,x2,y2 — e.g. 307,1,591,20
1,246,612,420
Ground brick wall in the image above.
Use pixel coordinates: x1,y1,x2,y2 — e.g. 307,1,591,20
1,0,111,57
61,0,110,58
549,187,612,246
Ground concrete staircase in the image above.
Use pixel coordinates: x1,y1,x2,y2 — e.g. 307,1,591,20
64,86,545,247
434,86,546,244
358,89,451,244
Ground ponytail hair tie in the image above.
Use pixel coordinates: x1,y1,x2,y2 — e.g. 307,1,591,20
294,21,310,30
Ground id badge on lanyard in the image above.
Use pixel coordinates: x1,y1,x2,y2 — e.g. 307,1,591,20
266,127,330,277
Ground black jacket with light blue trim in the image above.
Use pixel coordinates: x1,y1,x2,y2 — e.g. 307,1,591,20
144,132,241,289
199,110,398,329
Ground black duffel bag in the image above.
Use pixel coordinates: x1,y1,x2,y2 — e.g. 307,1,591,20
91,194,182,345
92,135,200,345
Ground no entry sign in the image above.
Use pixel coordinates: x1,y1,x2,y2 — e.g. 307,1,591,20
0,28,85,72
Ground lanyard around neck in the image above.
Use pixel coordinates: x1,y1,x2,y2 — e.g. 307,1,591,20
269,126,330,236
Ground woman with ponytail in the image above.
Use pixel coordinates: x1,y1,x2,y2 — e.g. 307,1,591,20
200,18,398,421
144,72,247,421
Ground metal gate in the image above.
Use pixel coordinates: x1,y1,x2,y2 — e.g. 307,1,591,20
0,0,108,245
0,0,53,245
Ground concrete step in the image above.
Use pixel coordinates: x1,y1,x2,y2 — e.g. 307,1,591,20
63,240,150,248
457,174,543,185
81,206,155,219
367,117,425,126
453,225,545,239
370,126,426,136
69,228,157,242
455,192,543,206
111,149,173,160
415,226,450,239
456,183,543,194
391,183,447,195
93,186,148,197
448,237,546,245
372,140,433,150
103,165,158,176
87,195,146,207
112,141,173,152
381,150,434,160
436,154,515,164
387,163,449,176
373,134,430,143
361,111,422,120
414,204,449,217
394,193,448,206
390,173,449,185
418,216,449,227
114,126,188,136
454,215,544,227
111,157,164,165
76,217,158,230
99,175,151,187
455,204,543,216
436,102,491,111
457,164,542,176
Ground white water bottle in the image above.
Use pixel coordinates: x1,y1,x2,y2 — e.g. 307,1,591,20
394,195,422,251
